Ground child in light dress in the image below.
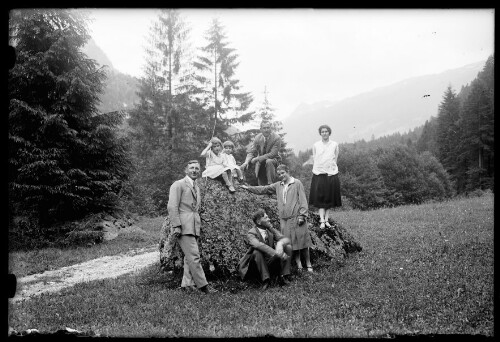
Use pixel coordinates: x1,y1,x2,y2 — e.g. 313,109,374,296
222,140,245,184
201,137,236,193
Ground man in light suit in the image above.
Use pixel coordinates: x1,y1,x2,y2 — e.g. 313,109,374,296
238,209,292,290
240,121,282,185
167,160,217,294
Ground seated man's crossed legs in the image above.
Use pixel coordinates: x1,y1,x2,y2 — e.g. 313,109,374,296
245,245,292,289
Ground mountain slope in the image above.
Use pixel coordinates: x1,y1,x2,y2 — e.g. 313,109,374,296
82,38,114,69
283,61,486,152
82,39,140,113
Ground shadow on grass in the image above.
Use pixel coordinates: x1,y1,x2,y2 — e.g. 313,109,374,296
136,257,341,295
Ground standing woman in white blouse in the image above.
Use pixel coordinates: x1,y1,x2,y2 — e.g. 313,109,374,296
309,124,342,228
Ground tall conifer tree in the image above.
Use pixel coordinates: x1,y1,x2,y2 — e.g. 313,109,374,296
459,55,494,191
9,9,130,224
125,10,207,214
416,116,438,156
128,9,192,152
193,18,253,138
435,86,461,190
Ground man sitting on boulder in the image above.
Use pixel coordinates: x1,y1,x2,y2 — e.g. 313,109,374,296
238,208,292,289
240,120,282,185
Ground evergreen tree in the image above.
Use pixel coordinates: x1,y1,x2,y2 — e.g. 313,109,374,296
125,10,208,215
128,9,193,153
8,9,130,225
416,116,438,156
193,18,253,138
435,86,461,190
458,55,494,191
156,9,192,150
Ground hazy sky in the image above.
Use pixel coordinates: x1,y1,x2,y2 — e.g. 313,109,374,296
87,8,494,122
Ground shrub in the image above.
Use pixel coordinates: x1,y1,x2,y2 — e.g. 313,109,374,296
63,230,104,247
467,188,486,198
376,145,429,205
417,151,454,199
338,147,389,210
8,214,46,251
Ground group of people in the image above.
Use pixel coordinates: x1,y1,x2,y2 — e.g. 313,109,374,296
166,122,342,293
199,120,281,193
200,138,243,193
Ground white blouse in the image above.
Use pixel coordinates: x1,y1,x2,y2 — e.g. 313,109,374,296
312,139,339,176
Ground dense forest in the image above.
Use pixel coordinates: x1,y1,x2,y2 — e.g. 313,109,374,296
8,9,494,249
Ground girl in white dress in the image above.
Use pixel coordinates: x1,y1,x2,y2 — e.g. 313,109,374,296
222,140,244,183
201,137,236,193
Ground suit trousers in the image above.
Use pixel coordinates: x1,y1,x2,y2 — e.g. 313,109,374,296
257,159,278,185
178,234,208,288
246,244,292,282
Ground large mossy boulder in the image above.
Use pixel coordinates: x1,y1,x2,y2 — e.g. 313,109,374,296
159,178,362,278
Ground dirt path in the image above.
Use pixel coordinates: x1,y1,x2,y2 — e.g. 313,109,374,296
12,246,159,303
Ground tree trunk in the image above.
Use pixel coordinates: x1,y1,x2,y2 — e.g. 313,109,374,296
213,49,218,137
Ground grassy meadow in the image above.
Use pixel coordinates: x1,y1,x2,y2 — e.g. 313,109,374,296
9,216,164,278
8,194,494,337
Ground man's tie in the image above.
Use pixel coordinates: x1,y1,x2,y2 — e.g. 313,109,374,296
193,181,199,198
262,137,268,154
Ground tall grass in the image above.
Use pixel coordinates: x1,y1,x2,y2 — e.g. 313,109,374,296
8,194,493,337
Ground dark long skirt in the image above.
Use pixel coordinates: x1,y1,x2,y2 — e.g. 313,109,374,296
309,173,342,209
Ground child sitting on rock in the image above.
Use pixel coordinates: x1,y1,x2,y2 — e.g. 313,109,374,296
222,140,245,184
201,137,236,193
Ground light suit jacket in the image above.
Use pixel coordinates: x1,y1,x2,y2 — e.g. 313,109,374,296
167,176,201,236
237,225,285,280
245,132,282,177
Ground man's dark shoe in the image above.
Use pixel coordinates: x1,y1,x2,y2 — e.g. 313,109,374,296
278,275,290,286
180,285,196,292
200,284,218,294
